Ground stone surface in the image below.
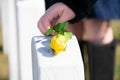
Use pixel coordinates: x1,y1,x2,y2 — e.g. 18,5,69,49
32,36,84,80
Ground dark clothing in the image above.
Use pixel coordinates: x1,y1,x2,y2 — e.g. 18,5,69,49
45,0,120,23
87,41,116,80
45,0,96,23
79,40,118,80
88,0,120,20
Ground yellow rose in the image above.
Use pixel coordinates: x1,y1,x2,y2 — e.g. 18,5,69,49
50,34,67,55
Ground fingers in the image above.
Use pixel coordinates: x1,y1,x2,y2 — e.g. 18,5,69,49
37,16,51,35
37,2,75,35
37,5,59,34
56,3,75,24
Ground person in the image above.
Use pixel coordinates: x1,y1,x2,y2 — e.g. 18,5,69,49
67,19,116,80
38,0,119,80
38,0,96,34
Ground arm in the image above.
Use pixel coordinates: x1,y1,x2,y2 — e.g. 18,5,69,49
45,0,97,23
37,0,96,34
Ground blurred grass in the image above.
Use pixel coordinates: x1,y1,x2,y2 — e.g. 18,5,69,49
111,20,120,41
111,20,120,80
0,23,9,80
114,44,120,80
0,53,9,80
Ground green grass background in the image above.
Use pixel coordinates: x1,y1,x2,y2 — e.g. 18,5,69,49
0,23,9,80
111,20,120,80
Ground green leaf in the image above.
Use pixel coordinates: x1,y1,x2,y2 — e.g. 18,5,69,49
45,22,68,36
54,22,68,33
45,27,54,36
64,32,73,41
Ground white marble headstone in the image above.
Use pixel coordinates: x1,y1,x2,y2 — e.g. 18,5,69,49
32,35,84,80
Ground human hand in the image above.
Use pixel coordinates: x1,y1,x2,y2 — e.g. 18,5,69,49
37,2,75,35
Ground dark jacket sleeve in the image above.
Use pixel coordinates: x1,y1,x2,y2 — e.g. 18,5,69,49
45,0,97,23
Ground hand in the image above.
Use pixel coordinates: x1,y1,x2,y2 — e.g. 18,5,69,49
37,2,75,35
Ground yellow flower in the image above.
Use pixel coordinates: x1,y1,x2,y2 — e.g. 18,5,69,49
50,34,67,55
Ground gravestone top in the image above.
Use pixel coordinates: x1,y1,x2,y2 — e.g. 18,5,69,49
32,35,85,80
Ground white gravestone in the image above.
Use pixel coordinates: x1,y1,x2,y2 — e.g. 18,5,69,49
32,35,84,80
